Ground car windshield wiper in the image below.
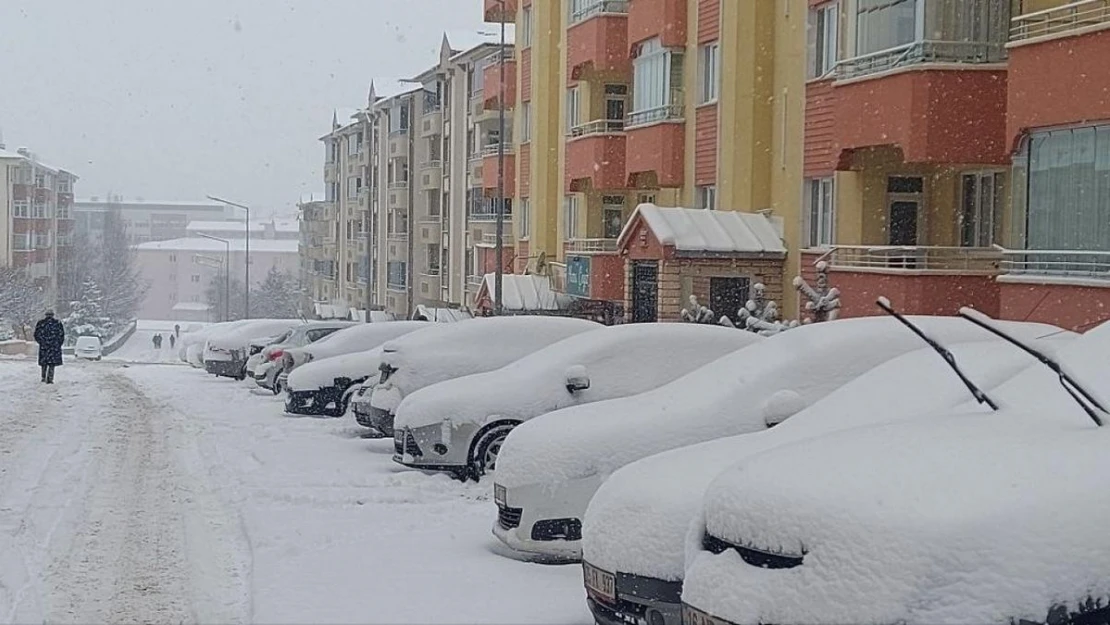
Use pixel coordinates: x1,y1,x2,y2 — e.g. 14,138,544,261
958,307,1106,427
876,297,999,411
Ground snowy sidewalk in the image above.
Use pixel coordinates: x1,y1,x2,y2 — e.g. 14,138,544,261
0,358,591,623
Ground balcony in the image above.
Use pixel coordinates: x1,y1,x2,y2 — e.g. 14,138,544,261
625,106,685,187
628,0,686,49
1010,0,1110,42
484,0,516,23
388,133,409,158
836,41,1005,82
564,238,618,254
469,91,485,120
482,144,516,191
480,231,515,247
420,109,442,138
567,1,631,80
387,231,409,243
996,247,1110,331
419,161,442,189
566,120,627,191
388,187,409,210
482,59,517,110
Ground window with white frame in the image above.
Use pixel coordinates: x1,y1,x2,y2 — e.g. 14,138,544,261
602,195,625,238
698,42,720,104
348,132,363,155
520,101,532,142
808,3,839,78
855,0,917,57
630,38,684,125
13,200,29,218
696,185,717,210
520,5,533,47
563,195,580,240
804,177,836,247
347,176,361,198
519,197,531,238
566,87,581,132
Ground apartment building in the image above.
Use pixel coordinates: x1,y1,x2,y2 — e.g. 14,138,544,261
73,197,230,244
797,0,1110,331
0,145,78,305
485,0,806,322
298,194,338,315
321,107,373,315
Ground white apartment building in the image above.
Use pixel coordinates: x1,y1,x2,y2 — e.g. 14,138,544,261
73,197,231,244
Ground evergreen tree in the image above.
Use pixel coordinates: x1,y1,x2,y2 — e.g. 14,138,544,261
250,267,299,319
63,278,112,341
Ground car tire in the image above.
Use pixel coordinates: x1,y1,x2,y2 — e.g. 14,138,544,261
469,423,516,481
272,377,282,395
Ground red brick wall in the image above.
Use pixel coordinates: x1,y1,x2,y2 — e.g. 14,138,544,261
804,79,837,177
694,104,718,186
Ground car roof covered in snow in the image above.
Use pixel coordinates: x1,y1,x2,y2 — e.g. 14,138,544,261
291,321,430,363
685,324,1110,625
286,346,386,392
206,319,304,349
493,316,1067,492
581,330,1078,581
395,323,763,431
369,317,600,413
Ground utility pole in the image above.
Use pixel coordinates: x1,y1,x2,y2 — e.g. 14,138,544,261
495,0,507,316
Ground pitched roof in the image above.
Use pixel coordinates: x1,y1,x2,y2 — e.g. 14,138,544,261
477,274,572,312
618,204,787,255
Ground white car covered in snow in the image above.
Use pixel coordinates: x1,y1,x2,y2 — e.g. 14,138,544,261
281,321,431,416
580,323,1073,625
247,320,356,393
392,323,763,481
681,320,1109,625
181,319,251,367
204,319,305,379
492,316,1067,562
366,316,600,436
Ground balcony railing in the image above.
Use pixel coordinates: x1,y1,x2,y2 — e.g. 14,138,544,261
627,101,685,128
570,0,629,24
422,266,442,277
467,275,485,289
821,245,1002,273
569,119,625,137
387,232,409,241
420,159,443,170
482,143,515,156
565,238,619,253
387,280,408,292
481,232,514,246
388,180,409,190
469,210,508,222
1011,0,1110,42
998,248,1110,281
836,40,1006,81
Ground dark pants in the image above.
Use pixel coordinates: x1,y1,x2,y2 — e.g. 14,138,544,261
41,365,55,383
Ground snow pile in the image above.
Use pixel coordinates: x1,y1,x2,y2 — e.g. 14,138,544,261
284,321,428,370
495,316,1062,491
286,347,385,392
395,324,761,431
581,332,1076,581
370,316,599,413
683,322,1110,625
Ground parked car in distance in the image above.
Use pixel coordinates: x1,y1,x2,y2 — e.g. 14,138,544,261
74,335,103,361
250,320,356,393
580,326,1074,625
392,323,763,481
366,316,600,437
203,319,304,379
681,322,1108,625
181,319,251,367
491,316,1068,562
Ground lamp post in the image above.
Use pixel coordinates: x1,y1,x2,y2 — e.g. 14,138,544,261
495,0,507,316
196,233,230,321
207,195,251,318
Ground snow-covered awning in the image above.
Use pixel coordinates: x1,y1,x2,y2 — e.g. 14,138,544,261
476,274,574,312
411,304,472,322
617,204,786,257
314,303,345,319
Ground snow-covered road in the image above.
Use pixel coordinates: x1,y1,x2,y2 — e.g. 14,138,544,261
0,352,592,624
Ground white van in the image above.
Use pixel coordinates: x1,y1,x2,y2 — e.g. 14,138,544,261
75,336,103,361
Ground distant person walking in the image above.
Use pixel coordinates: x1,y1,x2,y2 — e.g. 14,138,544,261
153,333,163,349
34,310,64,384
174,324,180,338
169,334,176,349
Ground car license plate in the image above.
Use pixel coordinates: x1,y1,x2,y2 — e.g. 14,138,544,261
582,562,616,603
682,604,732,625
494,484,506,506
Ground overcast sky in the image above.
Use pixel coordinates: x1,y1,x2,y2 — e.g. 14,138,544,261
0,0,490,217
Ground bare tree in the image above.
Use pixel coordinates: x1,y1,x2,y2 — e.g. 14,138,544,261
0,266,46,339
97,209,148,328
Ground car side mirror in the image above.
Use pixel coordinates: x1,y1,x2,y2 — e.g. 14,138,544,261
565,365,590,393
762,389,804,428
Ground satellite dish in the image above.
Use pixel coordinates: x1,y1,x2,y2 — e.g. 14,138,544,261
535,250,548,276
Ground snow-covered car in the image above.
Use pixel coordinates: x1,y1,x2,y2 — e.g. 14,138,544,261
367,316,600,436
244,330,294,378
279,321,429,399
579,324,1074,625
74,335,103,360
681,320,1108,625
491,316,1066,562
181,319,250,367
249,320,356,392
203,319,304,379
392,323,763,481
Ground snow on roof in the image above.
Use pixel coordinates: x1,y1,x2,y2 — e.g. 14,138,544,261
133,238,299,253
172,302,211,311
618,204,786,254
299,192,326,204
446,28,515,58
74,198,225,208
397,323,760,432
287,346,384,392
186,219,298,233
478,274,570,312
369,317,599,414
290,321,429,371
580,331,1078,582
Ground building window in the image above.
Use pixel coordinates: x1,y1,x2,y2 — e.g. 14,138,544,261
602,195,625,238
519,197,531,239
169,254,176,262
604,84,628,127
191,274,201,283
855,0,917,57
347,176,362,198
390,103,410,134
629,38,685,126
348,132,363,155
563,195,580,240
520,101,532,143
520,5,533,47
387,261,407,288
426,244,441,275
804,177,836,247
698,42,720,104
13,200,29,218
696,185,717,210
566,87,581,132
1012,123,1110,255
960,171,1004,248
808,3,839,78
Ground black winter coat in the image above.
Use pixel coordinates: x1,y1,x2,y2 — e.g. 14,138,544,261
34,317,65,366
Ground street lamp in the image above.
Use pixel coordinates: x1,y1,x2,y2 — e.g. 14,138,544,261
207,195,251,318
495,0,507,316
196,233,230,321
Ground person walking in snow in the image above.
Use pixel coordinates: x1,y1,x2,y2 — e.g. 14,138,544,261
174,324,180,338
153,333,163,349
33,310,64,384
169,333,176,349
